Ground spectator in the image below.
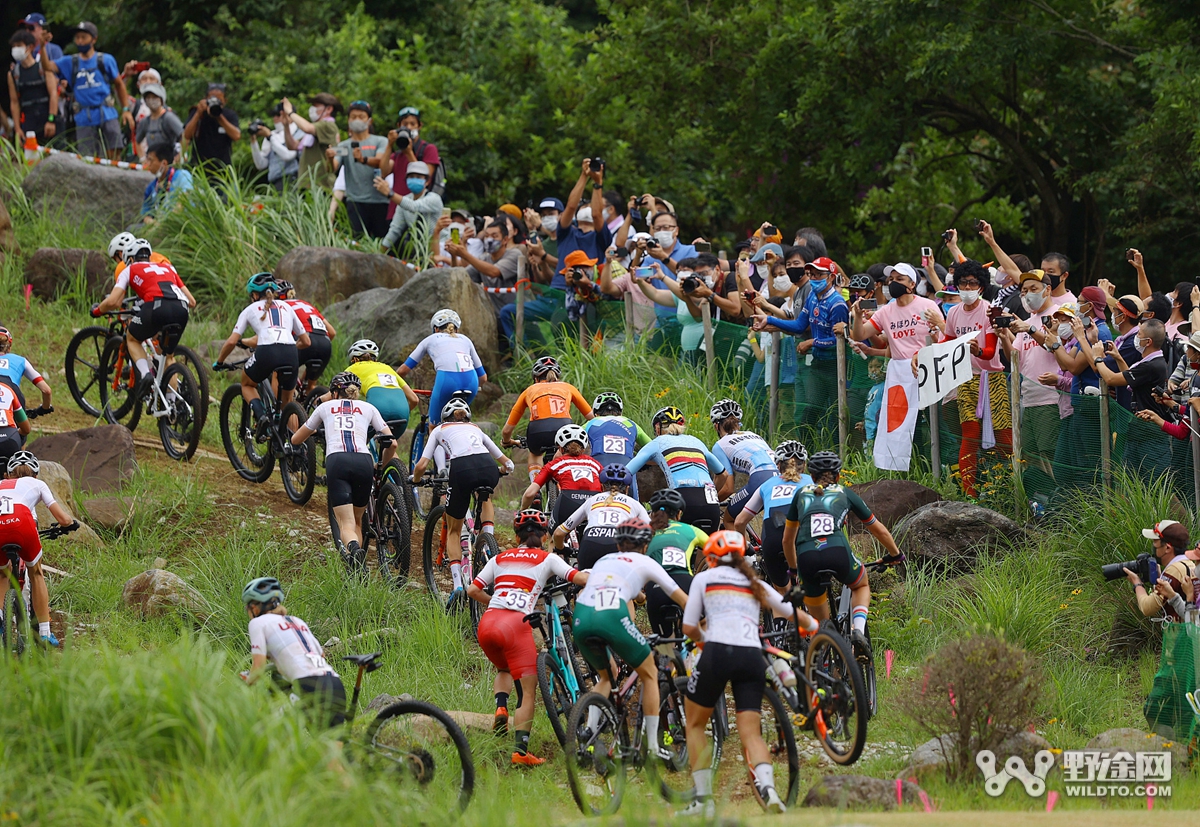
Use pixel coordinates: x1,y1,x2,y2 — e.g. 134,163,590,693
329,100,390,238
1125,521,1196,622
380,161,444,252
558,159,611,264
139,139,193,223
20,14,61,61
861,356,888,444
1039,251,1076,305
522,197,562,284
1166,330,1200,401
7,30,57,144
622,205,698,333
631,255,738,367
41,22,128,160
282,93,340,189
562,250,604,323
792,226,827,260
249,102,301,191
183,82,241,173
133,81,181,162
455,214,523,341
379,106,440,220
1102,292,1147,411
1091,318,1171,479
603,190,625,235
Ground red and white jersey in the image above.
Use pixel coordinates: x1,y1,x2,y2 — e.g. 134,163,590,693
0,477,56,523
248,613,337,682
303,399,387,455
117,261,189,304
0,384,23,431
285,299,330,336
472,546,578,613
533,455,603,492
232,300,305,346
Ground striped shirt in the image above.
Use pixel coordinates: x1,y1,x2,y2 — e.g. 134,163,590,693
683,566,791,648
303,399,387,455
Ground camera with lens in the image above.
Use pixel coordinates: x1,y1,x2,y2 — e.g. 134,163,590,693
589,156,605,171
681,276,700,293
206,97,223,118
1101,552,1159,585
941,230,953,242
247,119,268,136
394,128,413,149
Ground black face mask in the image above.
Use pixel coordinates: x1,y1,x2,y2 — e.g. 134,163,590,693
786,267,805,284
1047,273,1062,289
888,281,910,299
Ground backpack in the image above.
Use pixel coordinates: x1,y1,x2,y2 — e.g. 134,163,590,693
67,51,117,110
413,138,447,197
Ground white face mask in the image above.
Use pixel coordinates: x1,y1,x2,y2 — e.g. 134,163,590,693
756,263,769,278
959,289,980,305
146,97,163,113
348,118,368,133
1022,290,1046,313
308,105,321,121
602,207,613,222
704,274,715,289
1057,322,1074,339
540,215,558,233
773,275,792,292
11,47,28,62
1136,337,1148,355
653,230,675,249
409,128,419,140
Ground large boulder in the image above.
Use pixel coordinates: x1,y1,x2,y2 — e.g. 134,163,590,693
121,569,208,619
905,734,958,775
23,247,112,300
893,500,1023,574
27,425,137,494
1086,728,1189,767
84,496,133,531
849,479,944,531
21,153,152,234
274,246,414,307
327,268,500,373
803,775,925,809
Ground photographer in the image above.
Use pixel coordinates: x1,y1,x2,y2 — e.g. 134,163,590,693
248,103,301,191
282,93,341,190
1127,521,1196,622
379,106,440,220
41,21,128,160
182,82,240,174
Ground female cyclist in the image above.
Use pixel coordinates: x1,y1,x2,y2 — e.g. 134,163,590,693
733,440,811,589
680,531,819,816
644,488,707,635
214,273,310,421
502,356,593,481
413,398,514,600
0,452,79,648
343,339,420,435
583,391,650,481
291,372,395,569
709,399,778,530
625,406,730,533
552,464,649,570
398,309,487,425
0,327,53,414
277,280,337,399
468,509,589,766
571,517,687,761
0,382,29,465
519,424,602,524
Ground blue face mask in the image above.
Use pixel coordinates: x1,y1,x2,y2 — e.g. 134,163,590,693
406,177,426,194
810,278,828,293
941,303,955,316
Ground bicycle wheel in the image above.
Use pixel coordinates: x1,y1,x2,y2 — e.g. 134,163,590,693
543,478,559,518
806,627,868,766
421,504,450,600
218,384,274,482
537,651,574,747
64,325,111,417
564,692,627,816
746,685,801,809
711,688,728,766
279,401,316,505
376,480,412,585
361,698,475,814
3,583,27,658
97,336,142,431
408,424,432,519
650,674,693,803
468,530,499,632
157,363,202,461
173,345,211,428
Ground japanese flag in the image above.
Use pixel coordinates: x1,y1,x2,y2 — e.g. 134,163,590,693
873,359,920,472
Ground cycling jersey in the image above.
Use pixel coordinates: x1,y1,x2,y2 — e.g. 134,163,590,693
116,261,189,304
533,455,603,492
0,354,42,387
712,431,777,476
583,416,651,466
232,300,306,346
683,565,791,648
284,299,331,336
248,613,338,683
0,384,27,431
740,475,815,524
647,520,708,574
785,483,875,555
402,332,486,377
575,553,678,608
505,381,592,424
114,252,170,278
560,491,650,535
422,421,506,463
303,398,387,455
345,360,410,395
626,434,728,489
0,477,55,524
473,546,579,614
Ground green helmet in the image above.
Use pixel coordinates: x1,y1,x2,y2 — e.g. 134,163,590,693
242,576,284,606
246,272,277,297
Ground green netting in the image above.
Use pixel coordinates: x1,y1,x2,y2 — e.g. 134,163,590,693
1144,622,1200,742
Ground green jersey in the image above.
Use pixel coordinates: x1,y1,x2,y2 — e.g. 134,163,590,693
647,520,708,574
784,483,875,555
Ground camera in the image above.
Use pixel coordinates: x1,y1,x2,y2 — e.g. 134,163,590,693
1101,552,1159,586
763,224,777,237
941,230,953,242
974,218,985,232
681,276,700,293
645,238,659,249
992,315,1013,329
394,128,413,149
206,97,223,118
638,196,653,209
590,156,605,171
1126,248,1137,262
694,241,711,253
247,119,267,136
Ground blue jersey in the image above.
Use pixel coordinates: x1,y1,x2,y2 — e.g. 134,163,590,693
584,416,649,467
626,434,728,489
0,354,38,387
770,285,849,360
52,52,121,127
712,431,777,476
743,474,815,525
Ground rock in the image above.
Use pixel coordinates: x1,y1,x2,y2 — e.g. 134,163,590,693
893,501,1024,575
21,153,153,234
37,461,75,520
803,774,924,809
476,420,499,438
1085,728,1189,767
85,496,133,531
274,245,414,307
905,734,957,775
996,730,1058,768
445,710,499,733
637,463,669,501
491,506,515,532
366,692,415,712
326,267,500,373
198,339,252,365
0,196,17,264
472,380,506,415
27,425,137,493
849,479,944,531
121,569,208,619
22,248,112,300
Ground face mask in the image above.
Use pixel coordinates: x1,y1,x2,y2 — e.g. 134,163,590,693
811,278,828,293
482,238,500,254
406,177,425,194
1048,273,1062,289
653,231,675,248
960,289,980,305
147,98,163,113
348,119,368,133
888,281,909,300
409,128,419,140
941,303,956,316
11,47,27,62
772,275,791,292
1057,323,1074,339
785,266,805,284
602,208,613,222
1135,338,1148,355
868,370,885,383
308,105,321,121
1022,291,1046,313
540,215,557,233
703,274,715,289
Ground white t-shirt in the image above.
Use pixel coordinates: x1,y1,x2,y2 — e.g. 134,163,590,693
232,300,306,346
683,565,791,648
868,296,940,360
0,477,56,521
247,613,337,682
422,421,507,463
561,491,650,533
472,546,579,613
304,399,387,455
576,552,678,607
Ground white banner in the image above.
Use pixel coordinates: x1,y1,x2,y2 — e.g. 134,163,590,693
916,331,979,410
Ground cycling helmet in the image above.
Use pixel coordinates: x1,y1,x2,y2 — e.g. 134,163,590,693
592,391,623,415
6,450,39,476
513,509,550,533
0,327,12,352
441,397,472,421
614,518,653,548
430,309,461,331
600,463,632,488
129,238,153,261
775,440,808,463
348,339,380,359
648,488,686,515
246,272,277,297
242,576,285,606
702,530,747,567
554,424,589,450
107,231,136,259
807,451,843,475
709,398,742,422
532,356,559,380
329,371,361,396
652,406,686,429
274,279,295,297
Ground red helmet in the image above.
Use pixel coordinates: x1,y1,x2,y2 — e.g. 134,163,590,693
513,509,549,533
702,530,746,568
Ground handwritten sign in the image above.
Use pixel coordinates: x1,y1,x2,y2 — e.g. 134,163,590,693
916,331,979,409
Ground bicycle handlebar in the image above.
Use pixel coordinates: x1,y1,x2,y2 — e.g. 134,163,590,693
864,554,905,572
39,522,80,540
25,405,53,419
212,361,248,373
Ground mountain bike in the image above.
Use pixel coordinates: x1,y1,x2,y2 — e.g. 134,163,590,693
407,388,473,520
214,361,316,505
513,435,557,515
525,580,594,746
2,522,79,657
419,475,501,630
329,446,412,586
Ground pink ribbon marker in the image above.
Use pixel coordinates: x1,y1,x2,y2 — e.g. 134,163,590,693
885,649,894,679
1046,791,1058,812
917,790,934,813
1147,790,1154,811
895,778,903,807
23,284,32,310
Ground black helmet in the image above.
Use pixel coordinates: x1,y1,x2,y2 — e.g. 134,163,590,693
275,279,295,297
614,518,653,547
652,406,686,429
648,488,686,514
807,451,843,475
329,371,361,395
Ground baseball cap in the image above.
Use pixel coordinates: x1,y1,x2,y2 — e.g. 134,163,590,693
70,21,99,39
1143,520,1189,549
576,206,594,224
848,273,874,291
1079,286,1108,317
309,93,343,112
537,197,564,212
935,285,960,299
22,13,47,26
397,106,421,121
884,262,919,282
560,250,597,272
1052,302,1080,320
450,207,471,221
498,204,522,221
806,256,834,273
406,161,430,177
140,83,166,103
1019,270,1047,285
1107,294,1145,319
347,99,372,116
750,242,784,263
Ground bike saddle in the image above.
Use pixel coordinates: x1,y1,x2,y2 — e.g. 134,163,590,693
583,636,609,651
522,612,544,625
475,486,495,496
343,652,383,671
385,419,407,431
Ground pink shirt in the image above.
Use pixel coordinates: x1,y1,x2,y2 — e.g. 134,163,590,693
946,300,1005,374
609,272,659,332
1011,317,1060,409
869,296,940,360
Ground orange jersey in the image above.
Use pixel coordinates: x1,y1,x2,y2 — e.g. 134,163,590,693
115,253,171,280
505,381,592,425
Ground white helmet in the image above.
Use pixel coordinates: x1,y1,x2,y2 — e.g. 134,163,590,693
129,238,153,260
431,309,461,331
554,424,589,450
348,339,379,359
6,450,39,476
441,398,472,421
107,232,136,259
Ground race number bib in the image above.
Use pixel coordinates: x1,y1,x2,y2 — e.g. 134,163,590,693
168,283,188,302
661,547,687,569
0,409,8,428
0,359,8,370
602,435,627,455
740,618,759,643
456,352,474,371
333,414,356,432
770,484,798,501
305,652,331,672
548,396,568,416
496,589,534,614
308,315,327,332
595,587,621,611
377,373,400,388
0,496,12,515
704,483,719,504
810,513,836,537
592,509,624,527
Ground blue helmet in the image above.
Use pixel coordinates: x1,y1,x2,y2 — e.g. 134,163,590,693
600,463,632,488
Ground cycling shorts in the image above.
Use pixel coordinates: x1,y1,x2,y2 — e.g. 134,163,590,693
686,642,769,712
477,608,538,679
292,673,348,728
646,570,691,636
297,332,332,380
128,299,189,354
365,387,409,436
245,343,299,391
551,489,593,530
725,470,776,519
678,486,722,533
527,416,573,460
0,432,22,466
758,519,790,589
796,542,866,599
446,454,499,520
325,451,374,509
576,528,617,570
0,505,42,567
430,370,478,425
573,601,650,675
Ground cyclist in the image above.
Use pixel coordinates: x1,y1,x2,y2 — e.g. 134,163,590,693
552,464,650,569
582,391,650,495
519,424,602,527
709,399,778,530
0,382,30,463
502,356,594,482
214,273,311,421
398,309,487,425
343,339,420,437
241,576,347,728
0,452,79,648
107,231,169,276
680,531,819,816
277,280,337,400
413,398,514,602
781,451,902,656
467,509,589,766
571,517,688,761
644,488,706,635
93,239,196,395
0,327,52,415
733,440,812,590
291,372,396,568
625,406,730,533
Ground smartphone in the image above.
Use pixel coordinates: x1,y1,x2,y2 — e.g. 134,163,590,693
742,290,758,302
450,227,460,244
921,246,932,258
1126,248,1136,262
636,266,655,278
763,225,777,236
695,241,712,253
132,61,151,73
974,218,985,232
859,299,878,311
441,208,452,218
1041,315,1052,328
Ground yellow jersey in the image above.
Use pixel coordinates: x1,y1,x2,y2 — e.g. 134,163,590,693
346,360,411,395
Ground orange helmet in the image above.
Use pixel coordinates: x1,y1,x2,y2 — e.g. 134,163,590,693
702,530,746,568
